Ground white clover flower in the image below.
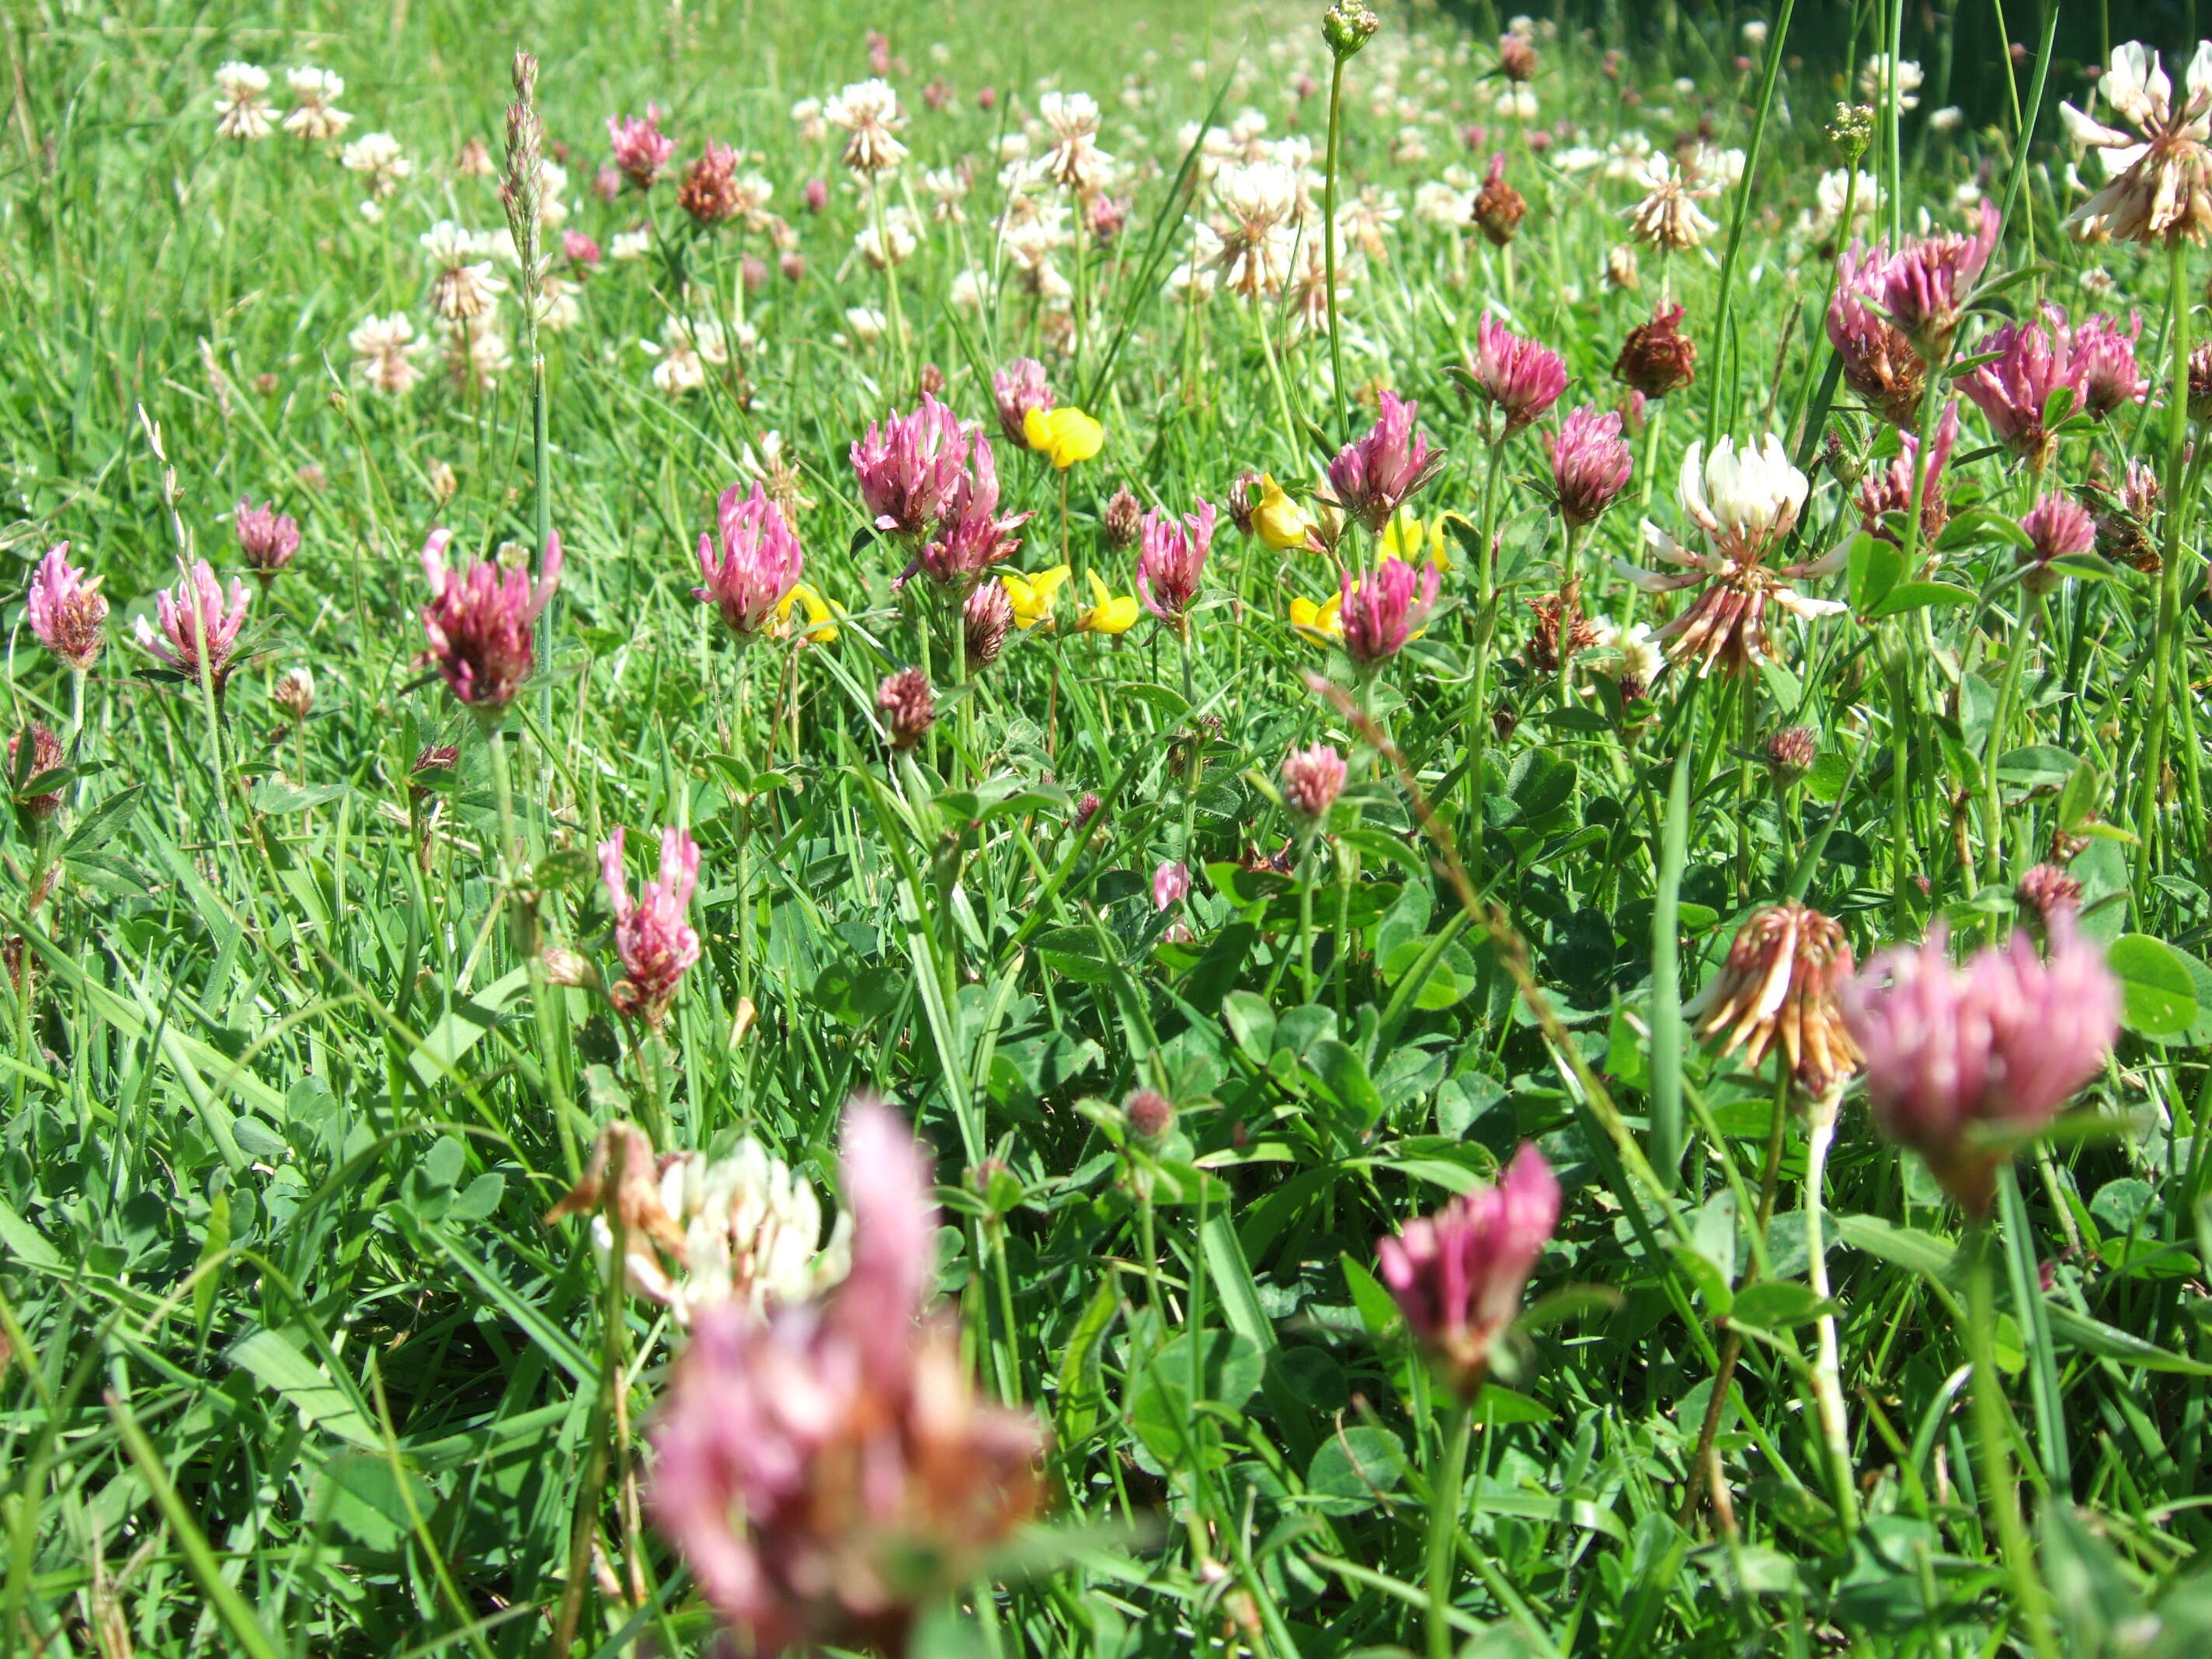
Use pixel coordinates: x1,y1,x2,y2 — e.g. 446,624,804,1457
1588,617,1664,688
1038,89,1115,197
790,96,825,143
1930,106,1966,133
281,66,350,141
842,305,887,346
591,1137,852,1324
922,166,970,222
854,206,920,269
948,267,990,311
609,228,651,261
1859,54,1923,112
419,221,508,321
825,78,907,174
436,315,510,391
1414,179,1475,226
1494,82,1538,120
349,312,423,395
1741,19,1770,48
214,61,275,141
340,131,412,198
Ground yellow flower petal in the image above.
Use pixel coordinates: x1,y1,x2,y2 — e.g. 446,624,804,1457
1381,510,1452,572
772,581,839,643
1024,406,1104,470
1289,592,1343,646
1003,564,1071,628
1253,472,1316,551
1078,570,1140,635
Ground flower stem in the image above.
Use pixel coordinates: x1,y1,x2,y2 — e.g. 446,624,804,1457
1803,1098,1860,1536
1424,1400,1473,1659
2136,238,2193,895
1966,1226,2061,1659
1323,54,1350,439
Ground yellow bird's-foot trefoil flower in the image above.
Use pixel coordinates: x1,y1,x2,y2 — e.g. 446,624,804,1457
1022,406,1104,470
1076,571,1140,634
1001,565,1071,629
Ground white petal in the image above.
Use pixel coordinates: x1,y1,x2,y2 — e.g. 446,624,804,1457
2060,102,2133,150
2189,40,2212,103
1774,590,1851,620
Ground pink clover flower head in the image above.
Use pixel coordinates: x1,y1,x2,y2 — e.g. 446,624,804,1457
1879,197,2000,356
2074,311,2148,417
1838,920,2119,1215
1280,743,1348,819
26,544,107,671
1376,1143,1559,1400
600,825,701,1026
1326,390,1447,534
1548,404,1634,527
1338,555,1441,667
1152,859,1191,912
850,394,972,542
1958,306,2085,468
1463,317,1567,437
1855,400,1961,543
694,482,804,639
645,1097,1042,1654
917,436,1032,586
607,105,676,190
2017,493,2099,594
419,528,562,711
1136,499,1216,627
136,558,251,694
234,498,301,575
991,358,1056,450
562,228,603,267
1825,242,1927,426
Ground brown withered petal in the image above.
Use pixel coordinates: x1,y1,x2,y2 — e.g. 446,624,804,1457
545,1121,687,1256
1686,901,1862,1100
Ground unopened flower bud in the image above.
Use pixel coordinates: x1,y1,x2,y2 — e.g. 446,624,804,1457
8,725,65,826
1124,1089,1174,1140
802,176,828,213
962,581,1013,670
781,252,806,284
1766,725,1817,782
742,254,769,294
1072,791,1104,834
877,667,936,750
272,666,315,722
1322,0,1381,60
1104,485,1143,550
1281,743,1348,820
1497,32,1537,82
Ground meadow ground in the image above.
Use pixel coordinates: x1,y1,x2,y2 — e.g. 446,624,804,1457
3,0,2212,1654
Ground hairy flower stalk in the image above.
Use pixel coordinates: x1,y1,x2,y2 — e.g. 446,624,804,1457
647,1098,1042,1655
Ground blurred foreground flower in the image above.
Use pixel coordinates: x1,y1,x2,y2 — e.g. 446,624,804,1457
1840,921,2119,1215
1378,1143,1558,1400
1688,902,1861,1101
419,529,562,712
1280,743,1347,820
600,826,701,1027
649,1097,1042,1654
